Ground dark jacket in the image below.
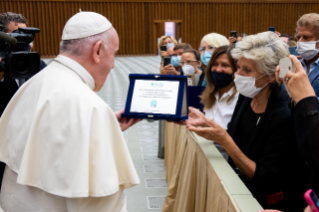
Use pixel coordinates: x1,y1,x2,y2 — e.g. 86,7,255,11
227,85,307,211
0,76,18,117
0,60,46,117
293,96,319,194
302,59,319,98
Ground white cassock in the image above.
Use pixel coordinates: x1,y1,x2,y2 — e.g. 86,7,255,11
0,55,140,212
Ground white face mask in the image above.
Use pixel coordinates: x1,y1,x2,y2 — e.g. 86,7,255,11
182,64,195,75
297,40,319,61
166,43,175,49
234,73,268,98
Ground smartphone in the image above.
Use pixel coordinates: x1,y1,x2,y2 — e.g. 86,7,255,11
230,31,237,38
304,189,319,212
269,27,275,32
160,45,167,52
279,57,295,80
289,46,299,56
163,57,171,67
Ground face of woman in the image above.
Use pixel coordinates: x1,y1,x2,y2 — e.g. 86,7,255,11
236,57,274,88
163,37,172,45
211,54,233,75
199,41,215,54
181,52,200,69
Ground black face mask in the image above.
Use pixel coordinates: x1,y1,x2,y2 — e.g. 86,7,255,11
11,43,31,52
211,71,233,89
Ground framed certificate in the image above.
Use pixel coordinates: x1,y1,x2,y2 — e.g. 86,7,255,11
121,74,188,121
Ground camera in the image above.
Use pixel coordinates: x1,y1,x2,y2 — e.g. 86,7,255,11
0,24,40,83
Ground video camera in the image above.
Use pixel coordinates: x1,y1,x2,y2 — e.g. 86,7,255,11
0,24,40,83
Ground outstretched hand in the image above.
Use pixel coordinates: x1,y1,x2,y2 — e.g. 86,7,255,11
186,116,230,145
185,107,208,127
115,109,142,131
275,55,316,104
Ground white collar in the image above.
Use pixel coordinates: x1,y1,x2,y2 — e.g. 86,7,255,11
215,86,235,99
55,55,95,90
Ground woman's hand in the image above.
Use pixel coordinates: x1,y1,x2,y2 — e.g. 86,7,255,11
275,55,316,104
185,107,208,128
228,37,237,45
160,51,168,57
187,116,231,145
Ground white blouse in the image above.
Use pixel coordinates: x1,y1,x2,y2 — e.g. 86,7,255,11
205,87,239,160
205,86,239,130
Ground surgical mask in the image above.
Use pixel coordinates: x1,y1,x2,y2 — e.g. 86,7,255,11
211,72,233,89
297,40,319,60
182,64,195,75
201,51,213,66
171,56,181,67
234,73,268,98
166,43,175,49
235,41,241,47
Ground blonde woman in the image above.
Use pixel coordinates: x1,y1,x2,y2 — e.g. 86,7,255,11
198,33,229,86
158,35,178,57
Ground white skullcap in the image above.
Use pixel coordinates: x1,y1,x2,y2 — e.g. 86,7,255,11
62,11,112,40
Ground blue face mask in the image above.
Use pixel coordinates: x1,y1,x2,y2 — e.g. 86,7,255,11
201,51,213,66
211,72,233,89
235,41,241,47
171,56,181,67
166,43,175,49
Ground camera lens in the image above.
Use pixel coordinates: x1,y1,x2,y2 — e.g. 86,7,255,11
12,54,30,75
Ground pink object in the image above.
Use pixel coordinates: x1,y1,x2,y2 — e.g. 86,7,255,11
304,189,319,212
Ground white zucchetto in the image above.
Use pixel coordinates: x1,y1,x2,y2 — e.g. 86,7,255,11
62,11,112,40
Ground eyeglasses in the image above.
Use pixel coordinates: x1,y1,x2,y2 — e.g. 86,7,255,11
179,60,198,66
199,46,215,53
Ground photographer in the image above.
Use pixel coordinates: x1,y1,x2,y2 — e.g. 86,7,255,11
0,12,46,117
0,12,44,192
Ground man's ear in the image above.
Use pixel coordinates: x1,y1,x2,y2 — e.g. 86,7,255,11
92,41,103,64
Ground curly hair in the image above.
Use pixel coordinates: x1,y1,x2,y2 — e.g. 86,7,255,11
231,31,289,76
0,12,28,32
158,35,178,49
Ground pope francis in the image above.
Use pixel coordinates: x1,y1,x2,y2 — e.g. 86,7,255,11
0,12,140,212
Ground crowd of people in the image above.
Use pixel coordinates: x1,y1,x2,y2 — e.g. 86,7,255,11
159,13,319,212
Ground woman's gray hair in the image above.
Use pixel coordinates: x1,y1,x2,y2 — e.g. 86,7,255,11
231,31,289,76
59,30,110,57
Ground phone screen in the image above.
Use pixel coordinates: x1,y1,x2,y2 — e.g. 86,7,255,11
269,27,275,32
160,45,167,51
163,57,171,67
230,31,237,38
310,192,319,209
